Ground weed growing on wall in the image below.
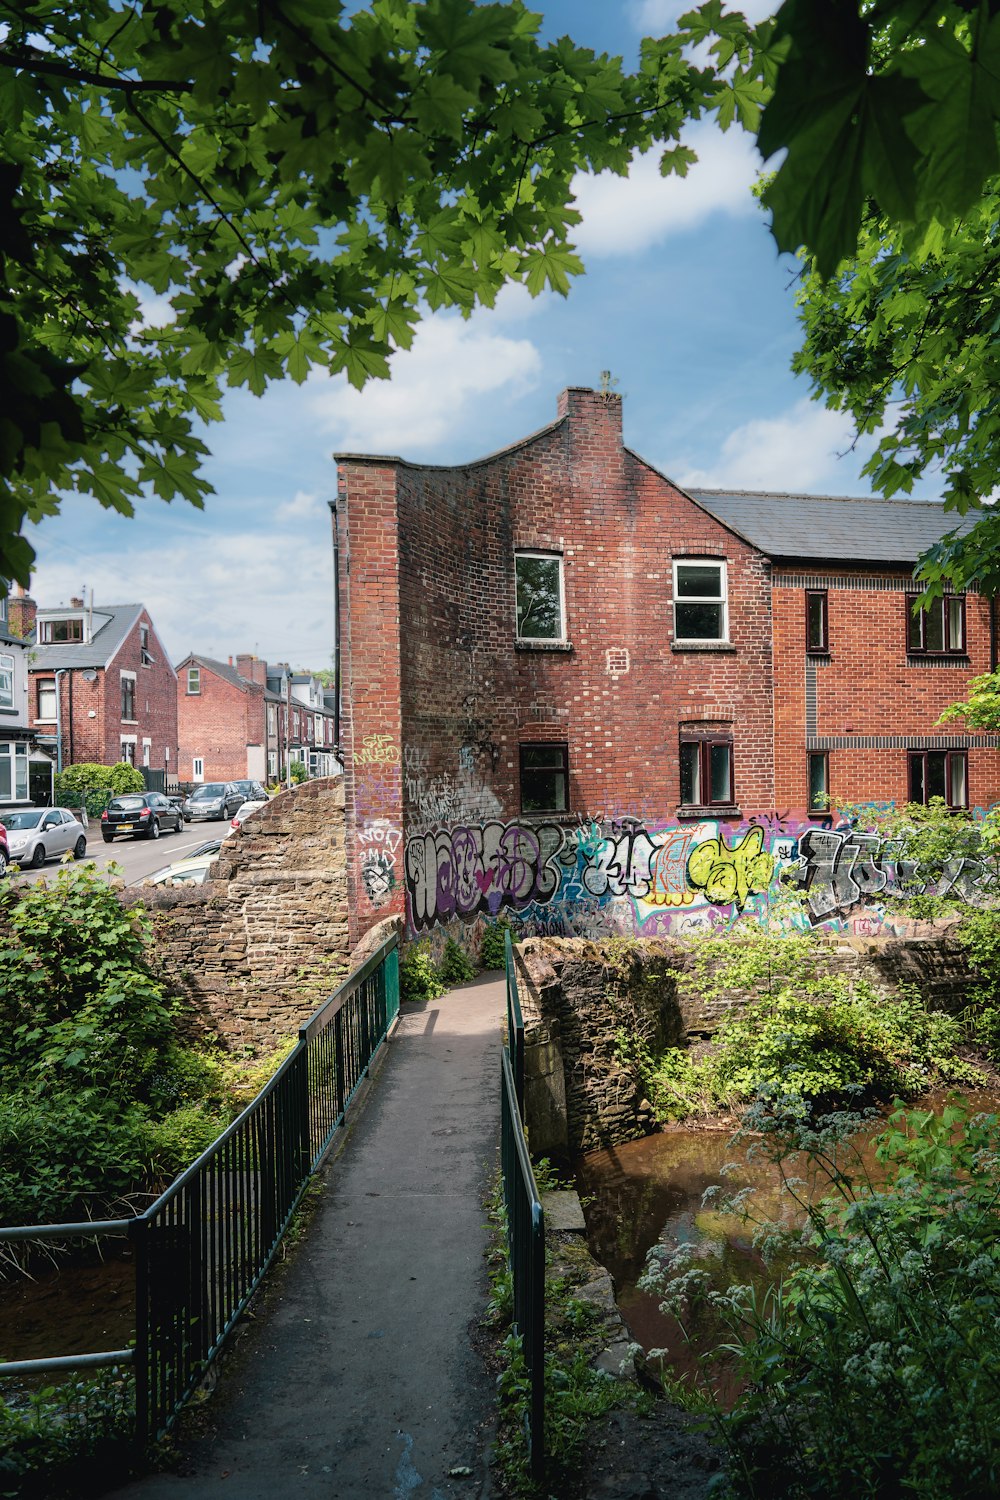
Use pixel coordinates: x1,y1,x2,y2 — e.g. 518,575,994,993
643,1100,1000,1498
479,917,512,970
612,925,983,1124
399,939,446,1003
438,935,476,986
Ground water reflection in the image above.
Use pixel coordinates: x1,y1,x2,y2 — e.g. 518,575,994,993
575,1091,1000,1397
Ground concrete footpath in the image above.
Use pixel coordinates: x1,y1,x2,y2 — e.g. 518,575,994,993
107,974,505,1500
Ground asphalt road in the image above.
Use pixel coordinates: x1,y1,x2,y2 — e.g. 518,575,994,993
9,813,233,887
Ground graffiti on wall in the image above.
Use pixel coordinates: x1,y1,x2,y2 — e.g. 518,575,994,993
358,818,401,907
402,811,998,937
403,743,501,830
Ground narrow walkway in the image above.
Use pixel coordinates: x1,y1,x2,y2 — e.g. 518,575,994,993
107,974,505,1500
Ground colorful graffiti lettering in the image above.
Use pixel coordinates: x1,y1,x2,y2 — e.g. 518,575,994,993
686,827,775,911
401,812,1000,937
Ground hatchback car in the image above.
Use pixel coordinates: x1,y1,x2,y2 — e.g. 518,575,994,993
181,782,243,822
142,842,222,886
225,799,268,837
231,780,269,804
101,793,184,842
5,808,86,867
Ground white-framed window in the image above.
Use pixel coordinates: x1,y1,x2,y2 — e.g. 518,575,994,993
268,750,278,778
673,559,728,642
0,743,28,800
140,623,153,667
38,617,83,644
187,666,201,695
142,738,151,768
193,756,204,781
37,680,56,720
120,670,136,721
0,653,13,710
515,551,565,641
120,737,136,765
267,704,277,736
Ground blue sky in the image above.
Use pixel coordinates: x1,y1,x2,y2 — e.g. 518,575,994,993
27,0,930,671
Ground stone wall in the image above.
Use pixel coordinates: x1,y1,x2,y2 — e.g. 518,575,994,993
516,925,977,1155
134,777,351,1050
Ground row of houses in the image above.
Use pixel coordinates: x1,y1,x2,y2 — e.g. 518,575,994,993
0,592,340,800
334,386,1000,944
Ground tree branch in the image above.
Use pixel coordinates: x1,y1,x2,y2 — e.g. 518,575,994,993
0,43,194,95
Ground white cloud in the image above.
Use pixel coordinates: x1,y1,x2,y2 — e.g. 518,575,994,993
277,489,324,521
675,400,869,493
29,513,336,671
307,299,543,454
570,122,761,258
627,0,776,29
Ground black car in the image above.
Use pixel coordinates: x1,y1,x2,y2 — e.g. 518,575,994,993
101,792,185,842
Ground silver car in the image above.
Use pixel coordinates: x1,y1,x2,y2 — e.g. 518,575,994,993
181,782,243,821
5,807,87,868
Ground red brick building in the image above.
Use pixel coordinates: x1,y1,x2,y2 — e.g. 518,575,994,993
335,388,1000,945
176,654,340,785
28,600,178,779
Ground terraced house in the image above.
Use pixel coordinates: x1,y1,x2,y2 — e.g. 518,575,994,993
333,387,997,947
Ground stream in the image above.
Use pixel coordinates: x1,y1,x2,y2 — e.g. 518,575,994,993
574,1090,1000,1398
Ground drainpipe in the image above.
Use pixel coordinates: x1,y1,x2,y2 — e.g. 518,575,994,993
329,497,342,760
991,595,997,674
54,669,68,775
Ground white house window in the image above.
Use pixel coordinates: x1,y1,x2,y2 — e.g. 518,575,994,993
673,560,728,642
121,671,136,720
187,666,201,694
37,680,56,720
0,743,28,800
142,738,151,768
193,756,204,781
0,654,13,710
38,617,83,644
267,704,277,736
515,552,565,641
120,738,136,765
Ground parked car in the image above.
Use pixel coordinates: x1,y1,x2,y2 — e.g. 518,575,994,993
182,782,243,822
142,841,222,886
4,808,84,867
101,792,184,842
0,819,8,875
231,780,269,804
225,799,268,837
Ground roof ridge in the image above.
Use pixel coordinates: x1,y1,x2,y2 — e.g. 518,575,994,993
689,487,948,507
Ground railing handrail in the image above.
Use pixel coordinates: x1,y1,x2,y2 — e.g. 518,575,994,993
300,933,398,1041
505,929,525,1110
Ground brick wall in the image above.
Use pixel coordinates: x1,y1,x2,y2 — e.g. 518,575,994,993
772,573,1000,811
177,662,264,782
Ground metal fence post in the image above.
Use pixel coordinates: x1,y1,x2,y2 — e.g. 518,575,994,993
131,1214,150,1446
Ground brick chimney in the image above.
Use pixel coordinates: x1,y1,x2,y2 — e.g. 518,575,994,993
7,584,36,640
236,653,268,686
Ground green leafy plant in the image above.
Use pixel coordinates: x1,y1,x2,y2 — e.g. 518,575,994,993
0,1365,136,1496
399,939,446,1004
479,918,511,971
288,760,308,784
646,1101,1000,1498
54,762,145,813
438,935,475,986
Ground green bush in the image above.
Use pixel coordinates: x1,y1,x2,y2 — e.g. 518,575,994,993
439,934,476,985
289,759,308,784
479,917,511,970
399,939,446,1003
54,761,144,813
649,1102,1000,1498
0,1365,135,1497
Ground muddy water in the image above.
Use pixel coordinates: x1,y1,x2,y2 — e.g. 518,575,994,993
0,1249,136,1400
574,1092,1000,1395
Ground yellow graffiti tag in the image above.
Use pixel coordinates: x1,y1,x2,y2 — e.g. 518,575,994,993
686,826,775,911
353,733,401,766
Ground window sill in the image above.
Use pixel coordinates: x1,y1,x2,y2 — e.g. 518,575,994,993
677,803,741,820
515,639,573,653
806,650,831,660
519,808,574,823
671,641,735,654
0,707,19,716
906,654,970,666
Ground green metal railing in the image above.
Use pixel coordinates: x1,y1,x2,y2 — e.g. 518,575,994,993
0,934,400,1442
500,931,545,1481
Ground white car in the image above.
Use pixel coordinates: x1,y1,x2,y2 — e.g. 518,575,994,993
224,799,268,837
5,807,87,868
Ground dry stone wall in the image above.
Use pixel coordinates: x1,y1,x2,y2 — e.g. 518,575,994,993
134,778,351,1050
516,926,978,1155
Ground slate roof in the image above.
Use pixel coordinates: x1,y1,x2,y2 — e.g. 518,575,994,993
178,654,252,691
29,604,142,669
688,489,981,566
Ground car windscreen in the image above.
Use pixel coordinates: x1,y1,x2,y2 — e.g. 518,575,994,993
4,811,43,829
190,785,225,798
109,797,146,811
